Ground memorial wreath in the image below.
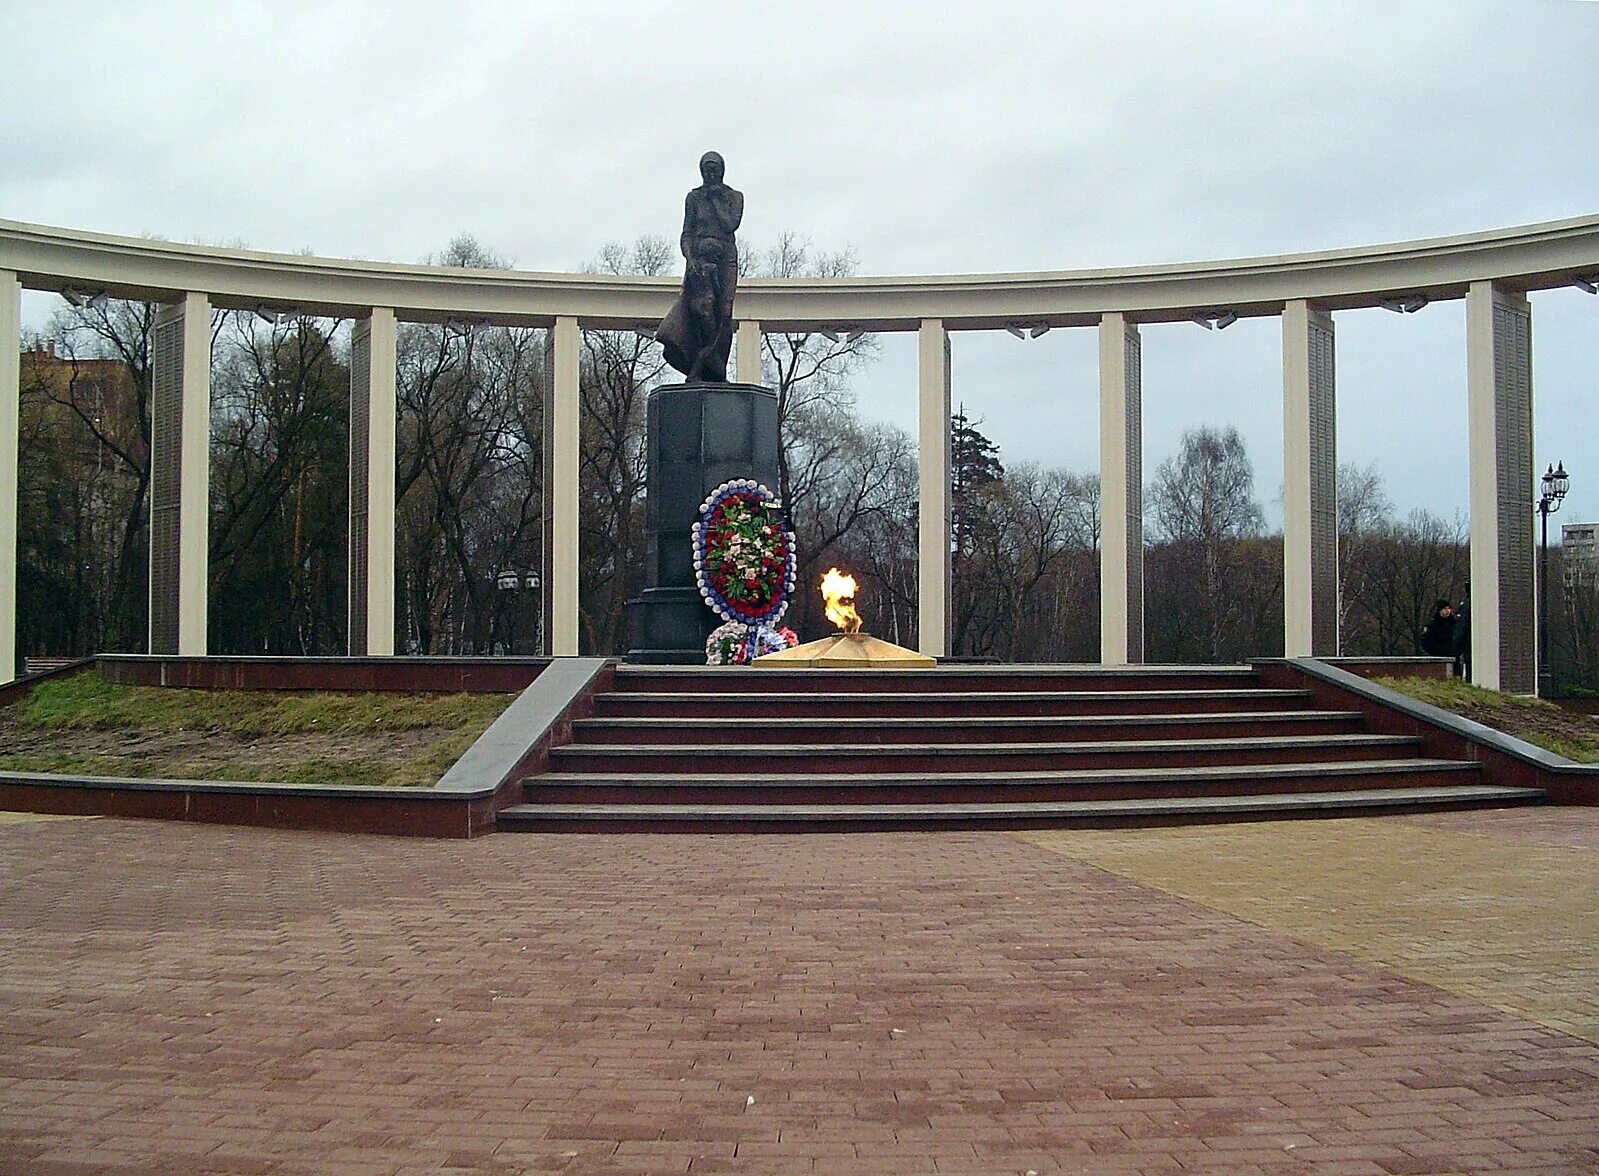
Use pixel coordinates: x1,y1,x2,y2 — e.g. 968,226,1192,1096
692,479,799,664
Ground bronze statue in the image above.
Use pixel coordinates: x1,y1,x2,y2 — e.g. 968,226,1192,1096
656,151,743,382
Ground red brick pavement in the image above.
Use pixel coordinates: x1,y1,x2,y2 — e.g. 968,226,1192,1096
0,818,1595,1175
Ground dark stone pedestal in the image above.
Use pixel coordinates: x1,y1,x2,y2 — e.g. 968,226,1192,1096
626,382,780,663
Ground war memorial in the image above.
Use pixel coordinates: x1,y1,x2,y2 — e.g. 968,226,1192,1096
0,152,1597,1174
0,151,1597,830
3,167,1599,683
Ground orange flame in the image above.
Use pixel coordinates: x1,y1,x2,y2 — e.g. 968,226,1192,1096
820,567,862,634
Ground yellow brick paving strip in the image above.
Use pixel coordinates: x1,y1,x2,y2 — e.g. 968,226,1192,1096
1020,814,1599,1044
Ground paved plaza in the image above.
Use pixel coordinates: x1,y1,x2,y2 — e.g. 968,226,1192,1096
1,810,1596,1175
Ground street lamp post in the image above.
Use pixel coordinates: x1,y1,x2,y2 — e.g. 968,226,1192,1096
494,570,542,655
495,570,520,655
524,572,542,656
1537,461,1570,698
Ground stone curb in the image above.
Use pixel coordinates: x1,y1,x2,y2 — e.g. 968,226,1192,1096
1274,656,1599,776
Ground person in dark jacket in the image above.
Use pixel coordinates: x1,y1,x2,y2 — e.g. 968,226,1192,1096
1419,599,1459,664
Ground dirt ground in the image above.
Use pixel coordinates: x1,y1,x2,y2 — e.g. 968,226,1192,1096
0,718,452,780
1453,698,1599,754
1378,676,1599,761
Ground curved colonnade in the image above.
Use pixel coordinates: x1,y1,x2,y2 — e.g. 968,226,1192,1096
2,216,1598,687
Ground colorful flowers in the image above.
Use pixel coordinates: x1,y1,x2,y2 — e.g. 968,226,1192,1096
694,481,800,665
705,620,799,666
692,480,797,626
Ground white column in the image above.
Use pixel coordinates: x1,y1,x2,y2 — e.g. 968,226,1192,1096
1283,300,1338,657
149,292,211,656
735,319,762,385
550,315,581,656
917,319,951,658
0,273,19,683
348,308,396,656
1099,312,1143,665
1467,280,1535,692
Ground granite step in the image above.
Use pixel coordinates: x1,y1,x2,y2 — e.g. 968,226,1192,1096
547,733,1426,775
570,709,1366,745
521,757,1481,805
496,783,1543,832
612,665,1261,695
592,687,1318,719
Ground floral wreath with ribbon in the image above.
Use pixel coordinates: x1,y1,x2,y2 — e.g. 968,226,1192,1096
693,479,800,664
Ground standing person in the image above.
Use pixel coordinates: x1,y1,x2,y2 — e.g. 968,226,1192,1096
1454,585,1471,681
1419,598,1459,667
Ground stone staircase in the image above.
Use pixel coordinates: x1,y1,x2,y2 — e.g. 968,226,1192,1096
496,664,1544,832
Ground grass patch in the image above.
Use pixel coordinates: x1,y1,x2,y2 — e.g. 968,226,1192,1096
0,751,395,787
1375,675,1599,763
0,671,516,787
10,671,508,736
0,752,142,777
384,726,493,789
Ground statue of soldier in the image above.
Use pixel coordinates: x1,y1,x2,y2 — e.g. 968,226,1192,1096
656,151,743,382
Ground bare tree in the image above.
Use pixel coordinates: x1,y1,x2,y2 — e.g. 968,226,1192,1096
803,421,920,643
747,234,880,513
41,300,160,650
396,234,546,652
576,237,674,653
1336,461,1393,653
208,311,352,653
1148,426,1265,661
1554,569,1599,695
953,465,1099,660
1345,509,1468,655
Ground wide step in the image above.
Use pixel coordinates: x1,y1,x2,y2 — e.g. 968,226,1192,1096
572,709,1365,745
594,688,1319,719
497,785,1544,832
613,665,1262,695
523,758,1482,805
501,663,1523,834
549,733,1425,774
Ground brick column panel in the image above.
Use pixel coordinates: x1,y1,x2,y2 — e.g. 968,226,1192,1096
1283,300,1338,656
1099,312,1144,665
348,308,396,655
0,272,19,682
549,316,581,656
917,319,952,658
148,292,211,656
1467,281,1535,692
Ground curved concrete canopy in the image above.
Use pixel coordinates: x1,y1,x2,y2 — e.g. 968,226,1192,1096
3,215,1598,331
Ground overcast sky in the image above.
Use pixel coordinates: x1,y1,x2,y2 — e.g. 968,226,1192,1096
4,0,1596,531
